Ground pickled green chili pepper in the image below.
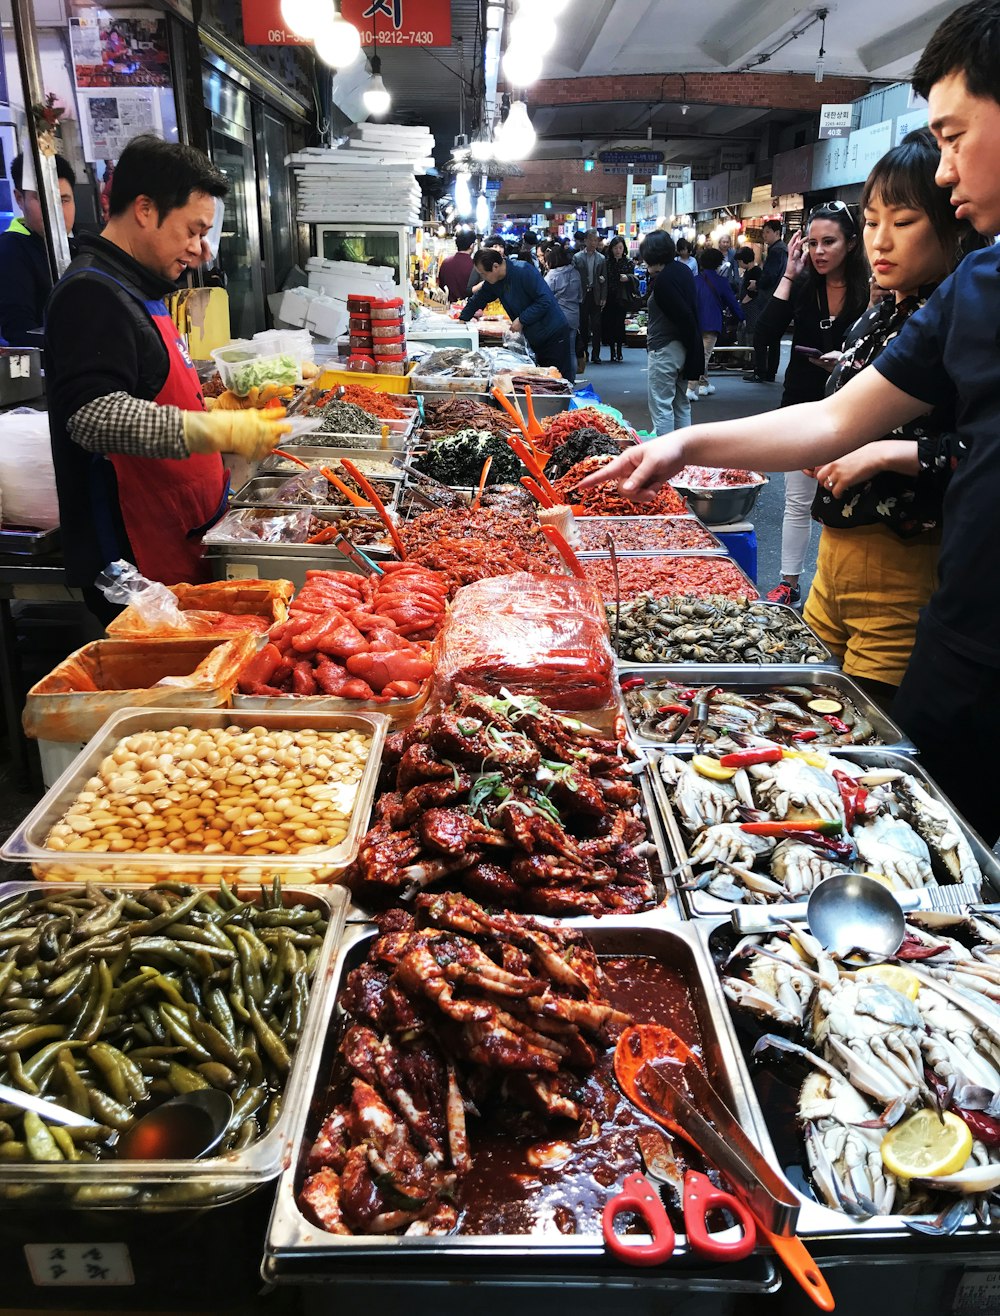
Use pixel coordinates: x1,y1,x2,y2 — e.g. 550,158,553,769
23,1111,63,1162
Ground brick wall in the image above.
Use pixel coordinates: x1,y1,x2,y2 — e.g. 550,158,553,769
498,159,629,207
530,71,875,113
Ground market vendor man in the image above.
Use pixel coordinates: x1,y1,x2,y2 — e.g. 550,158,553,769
45,134,288,622
0,152,76,346
578,0,1000,845
458,247,573,379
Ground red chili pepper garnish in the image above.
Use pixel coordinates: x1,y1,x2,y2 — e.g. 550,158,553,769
740,819,843,837
659,703,692,716
718,747,784,768
824,715,851,735
792,729,820,742
796,831,858,862
619,676,646,690
832,767,869,832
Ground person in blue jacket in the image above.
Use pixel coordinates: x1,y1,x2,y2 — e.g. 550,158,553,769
694,246,744,396
459,247,573,379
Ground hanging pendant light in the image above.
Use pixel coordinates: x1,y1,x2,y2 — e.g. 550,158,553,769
313,4,361,67
455,171,474,218
363,53,392,115
502,42,543,87
495,99,536,162
476,192,491,231
282,0,332,39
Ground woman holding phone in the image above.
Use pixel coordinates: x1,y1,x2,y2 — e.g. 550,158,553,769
802,129,985,699
758,202,870,605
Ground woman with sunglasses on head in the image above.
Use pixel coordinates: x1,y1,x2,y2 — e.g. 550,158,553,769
802,129,986,702
758,201,870,606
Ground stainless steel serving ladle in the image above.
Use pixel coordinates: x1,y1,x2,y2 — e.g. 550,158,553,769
0,1083,233,1159
805,872,906,964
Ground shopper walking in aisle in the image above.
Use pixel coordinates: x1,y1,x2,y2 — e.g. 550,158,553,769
716,233,742,294
543,243,583,383
694,247,745,397
437,229,475,303
757,203,870,605
0,153,76,346
641,230,703,435
517,230,540,268
460,247,573,379
675,238,698,274
804,129,985,702
45,136,289,621
736,246,762,338
746,218,788,382
602,235,637,363
577,0,1000,842
573,228,607,367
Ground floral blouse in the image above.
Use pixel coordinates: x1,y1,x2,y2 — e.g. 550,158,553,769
812,289,962,539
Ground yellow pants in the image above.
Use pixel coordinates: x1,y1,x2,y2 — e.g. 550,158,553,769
803,523,940,688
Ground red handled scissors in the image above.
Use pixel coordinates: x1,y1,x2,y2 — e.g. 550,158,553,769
603,1128,757,1267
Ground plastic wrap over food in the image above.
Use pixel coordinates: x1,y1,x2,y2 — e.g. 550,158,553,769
273,470,336,507
410,347,491,393
432,572,615,711
105,577,292,639
203,508,314,545
96,560,198,631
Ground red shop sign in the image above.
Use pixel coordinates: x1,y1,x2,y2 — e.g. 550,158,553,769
241,0,451,47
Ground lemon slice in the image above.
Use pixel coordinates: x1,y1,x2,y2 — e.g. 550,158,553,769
881,1109,972,1180
857,964,921,1001
782,749,829,769
807,698,843,715
692,754,736,782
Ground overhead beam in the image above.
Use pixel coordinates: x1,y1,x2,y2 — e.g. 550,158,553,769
543,0,618,76
529,71,875,114
699,0,815,68
857,1,957,73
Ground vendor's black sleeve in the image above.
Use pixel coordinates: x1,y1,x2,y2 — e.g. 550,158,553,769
44,276,147,419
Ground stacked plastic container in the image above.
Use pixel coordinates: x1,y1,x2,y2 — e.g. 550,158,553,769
346,295,376,374
370,297,407,377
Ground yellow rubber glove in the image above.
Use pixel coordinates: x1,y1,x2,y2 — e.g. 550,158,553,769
183,409,291,461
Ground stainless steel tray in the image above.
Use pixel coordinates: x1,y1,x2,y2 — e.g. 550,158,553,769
263,912,777,1293
694,916,1000,1246
609,601,839,670
575,515,727,558
650,747,1000,919
231,476,401,518
1,706,389,885
585,552,759,603
0,879,349,1209
342,764,682,923
618,666,913,752
260,448,407,479
0,525,60,556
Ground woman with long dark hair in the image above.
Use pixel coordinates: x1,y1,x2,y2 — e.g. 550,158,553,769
802,129,986,700
759,201,870,605
601,235,637,362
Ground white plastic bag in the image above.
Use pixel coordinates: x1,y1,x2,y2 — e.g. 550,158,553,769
95,560,194,631
0,408,59,529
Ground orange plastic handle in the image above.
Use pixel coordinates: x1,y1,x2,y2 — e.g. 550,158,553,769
682,1171,756,1262
523,385,545,439
762,1227,835,1312
520,476,554,509
339,458,408,561
491,387,531,441
540,523,587,580
321,468,371,510
602,1173,675,1267
508,435,560,503
272,448,311,470
472,455,493,511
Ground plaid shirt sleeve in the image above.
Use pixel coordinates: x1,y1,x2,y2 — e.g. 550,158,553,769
67,392,188,460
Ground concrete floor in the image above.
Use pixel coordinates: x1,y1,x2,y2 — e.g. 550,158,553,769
582,341,815,599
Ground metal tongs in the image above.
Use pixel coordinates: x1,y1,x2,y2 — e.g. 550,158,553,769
615,1024,834,1311
666,685,720,745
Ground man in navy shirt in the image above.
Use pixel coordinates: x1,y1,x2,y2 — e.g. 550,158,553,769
578,0,1000,841
460,247,573,379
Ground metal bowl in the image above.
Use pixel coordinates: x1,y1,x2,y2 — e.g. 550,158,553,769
673,478,768,525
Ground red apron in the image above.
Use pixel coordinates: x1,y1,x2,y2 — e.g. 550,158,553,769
109,304,227,585
64,270,228,586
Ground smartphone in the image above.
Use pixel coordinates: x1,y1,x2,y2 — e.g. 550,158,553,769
793,346,821,356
